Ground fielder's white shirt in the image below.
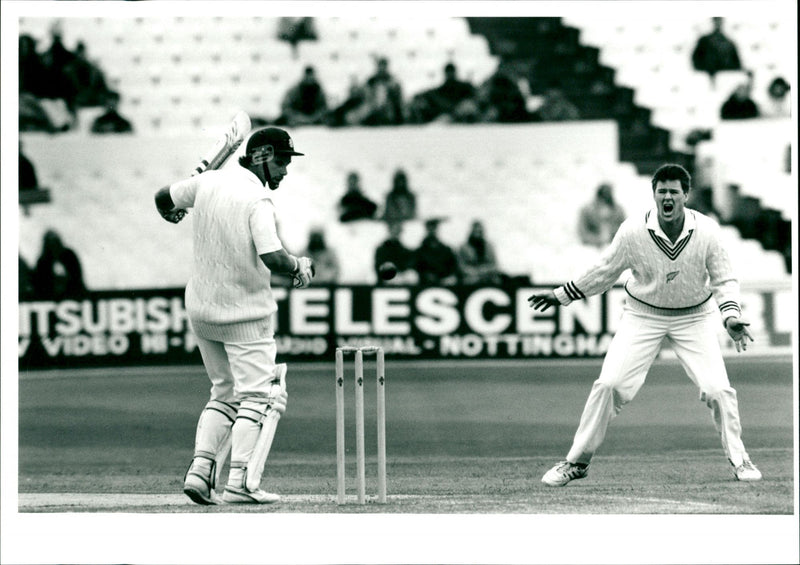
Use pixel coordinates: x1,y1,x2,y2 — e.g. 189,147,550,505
555,208,741,322
170,166,283,342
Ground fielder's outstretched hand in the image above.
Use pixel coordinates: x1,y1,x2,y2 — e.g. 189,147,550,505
725,317,754,352
528,291,559,312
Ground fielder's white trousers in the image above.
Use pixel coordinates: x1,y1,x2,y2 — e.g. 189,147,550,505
566,306,751,467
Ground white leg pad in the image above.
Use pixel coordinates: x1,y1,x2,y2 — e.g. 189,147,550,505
244,364,288,492
193,400,237,486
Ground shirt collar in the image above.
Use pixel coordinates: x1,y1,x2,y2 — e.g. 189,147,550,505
646,207,696,241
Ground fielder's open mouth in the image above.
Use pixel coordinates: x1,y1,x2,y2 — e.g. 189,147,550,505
663,203,674,213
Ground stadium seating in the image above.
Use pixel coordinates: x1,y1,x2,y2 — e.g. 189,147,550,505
19,16,498,131
562,15,793,153
17,16,791,290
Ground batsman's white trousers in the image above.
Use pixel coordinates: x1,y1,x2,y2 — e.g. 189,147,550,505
194,333,279,403
567,305,750,467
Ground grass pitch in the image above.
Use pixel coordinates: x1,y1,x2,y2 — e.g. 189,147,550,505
17,355,794,514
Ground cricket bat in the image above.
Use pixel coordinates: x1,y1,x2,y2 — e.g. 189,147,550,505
191,110,252,176
171,110,251,221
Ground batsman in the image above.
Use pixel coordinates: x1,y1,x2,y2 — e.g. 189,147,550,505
154,125,314,504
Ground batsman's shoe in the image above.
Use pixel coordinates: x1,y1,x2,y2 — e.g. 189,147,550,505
733,460,762,481
541,460,589,487
183,459,218,505
222,485,280,504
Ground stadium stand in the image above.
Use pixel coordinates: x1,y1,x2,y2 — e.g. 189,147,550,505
17,16,793,290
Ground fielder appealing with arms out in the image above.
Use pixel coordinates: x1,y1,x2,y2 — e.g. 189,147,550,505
529,164,761,486
154,127,314,504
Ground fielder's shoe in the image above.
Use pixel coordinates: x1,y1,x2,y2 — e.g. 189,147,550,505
183,461,218,506
733,459,762,481
222,485,281,504
541,460,589,487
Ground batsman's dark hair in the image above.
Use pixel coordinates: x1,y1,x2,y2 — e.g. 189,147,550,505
651,163,691,193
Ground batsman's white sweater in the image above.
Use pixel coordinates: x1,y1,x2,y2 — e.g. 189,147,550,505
170,167,283,343
555,208,741,322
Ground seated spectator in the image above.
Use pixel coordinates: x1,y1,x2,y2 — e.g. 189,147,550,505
34,229,87,300
301,227,339,285
414,218,459,286
90,91,133,133
40,22,80,118
762,76,791,118
691,17,742,82
348,57,405,126
325,75,367,127
381,169,417,223
19,142,39,191
577,183,627,248
721,78,759,120
338,171,377,222
276,65,328,127
20,255,37,301
19,34,49,99
408,62,479,124
65,41,114,108
475,67,530,123
531,84,580,122
457,220,502,286
374,221,418,285
277,17,317,56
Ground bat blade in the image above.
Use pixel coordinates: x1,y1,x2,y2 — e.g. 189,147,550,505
192,110,252,176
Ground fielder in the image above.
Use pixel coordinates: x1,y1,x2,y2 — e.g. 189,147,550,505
154,127,314,504
529,164,761,486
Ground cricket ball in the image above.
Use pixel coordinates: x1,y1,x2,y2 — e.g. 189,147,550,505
378,261,398,281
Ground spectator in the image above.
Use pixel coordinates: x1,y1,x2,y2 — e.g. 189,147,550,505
457,220,502,286
350,57,405,126
64,41,114,108
374,221,418,285
475,67,530,123
19,34,49,98
762,76,791,118
338,171,377,222
276,65,328,127
19,34,62,132
414,218,459,286
277,17,317,56
19,255,37,301
301,227,340,285
531,84,581,122
381,168,417,223
34,229,87,300
408,62,479,123
577,183,627,248
691,17,742,82
90,91,133,133
325,75,367,127
19,142,39,191
720,78,759,120
40,22,80,114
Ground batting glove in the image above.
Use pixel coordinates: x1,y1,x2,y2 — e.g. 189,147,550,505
724,317,754,352
292,256,315,289
158,208,187,224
